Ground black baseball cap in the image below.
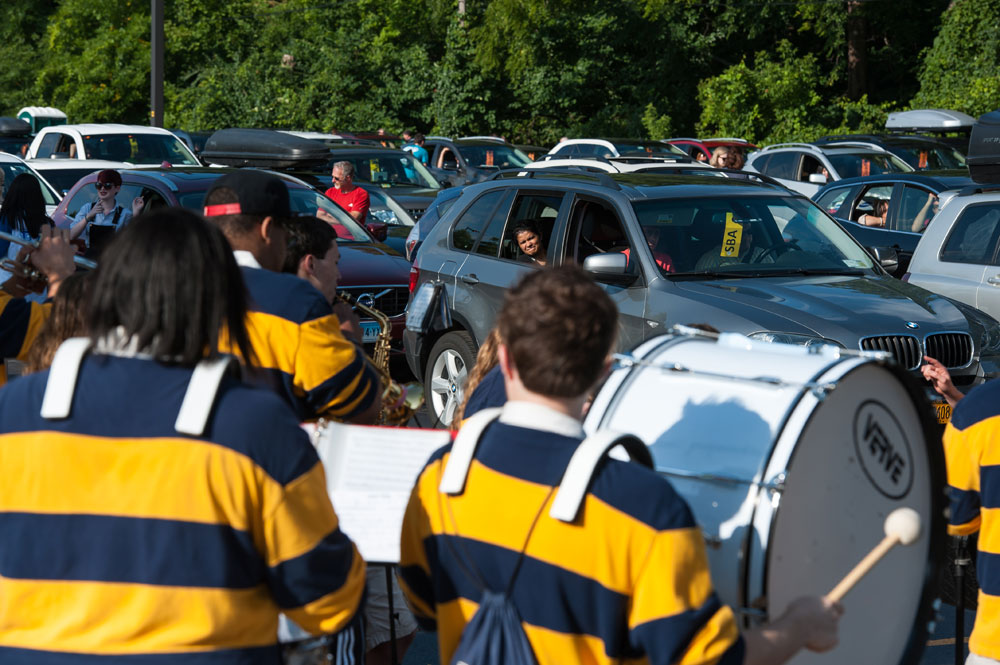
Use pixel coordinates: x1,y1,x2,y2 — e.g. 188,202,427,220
203,170,292,218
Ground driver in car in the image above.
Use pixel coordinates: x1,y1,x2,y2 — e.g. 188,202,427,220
694,218,775,270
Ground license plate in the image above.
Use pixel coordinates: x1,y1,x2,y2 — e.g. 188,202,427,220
934,402,952,425
361,321,381,343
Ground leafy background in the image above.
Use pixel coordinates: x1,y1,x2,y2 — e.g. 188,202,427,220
3,0,998,146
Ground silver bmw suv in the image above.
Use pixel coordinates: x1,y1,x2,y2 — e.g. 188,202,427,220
404,170,1000,426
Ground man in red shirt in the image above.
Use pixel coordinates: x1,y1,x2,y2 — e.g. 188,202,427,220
324,160,370,224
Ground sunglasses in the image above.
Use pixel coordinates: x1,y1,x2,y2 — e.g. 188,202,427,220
331,175,344,182
95,182,117,190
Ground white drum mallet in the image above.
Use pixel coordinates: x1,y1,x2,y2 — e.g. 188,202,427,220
825,507,922,603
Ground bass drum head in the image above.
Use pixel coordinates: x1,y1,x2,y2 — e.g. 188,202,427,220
767,361,944,665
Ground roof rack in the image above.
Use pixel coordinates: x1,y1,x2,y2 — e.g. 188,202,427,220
459,136,506,143
489,167,621,190
957,184,1000,197
818,141,890,152
756,142,819,152
704,137,753,144
538,153,613,163
424,135,451,141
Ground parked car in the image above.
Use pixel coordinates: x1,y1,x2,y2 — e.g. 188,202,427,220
321,144,443,219
0,153,62,214
663,137,758,162
885,108,976,154
26,124,200,166
746,142,913,197
422,136,532,186
903,185,1000,323
812,171,977,275
0,117,33,157
814,134,966,171
546,138,690,161
169,129,214,158
406,170,1000,426
50,167,412,352
525,155,727,175
26,158,133,196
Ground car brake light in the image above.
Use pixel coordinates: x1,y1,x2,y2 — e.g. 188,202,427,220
901,272,910,282
409,265,419,292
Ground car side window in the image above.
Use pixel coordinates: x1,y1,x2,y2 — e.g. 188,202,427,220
438,147,459,170
34,133,60,159
65,184,97,219
760,152,799,180
816,187,851,216
451,190,504,252
565,198,632,265
853,185,893,223
497,193,563,262
940,204,1000,266
897,185,939,233
799,155,822,181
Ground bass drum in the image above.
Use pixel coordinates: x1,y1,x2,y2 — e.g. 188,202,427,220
585,332,945,665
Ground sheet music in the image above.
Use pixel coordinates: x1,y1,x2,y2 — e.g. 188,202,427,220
310,422,451,563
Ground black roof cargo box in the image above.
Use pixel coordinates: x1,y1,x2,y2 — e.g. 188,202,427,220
0,117,31,137
201,128,331,168
968,110,1000,184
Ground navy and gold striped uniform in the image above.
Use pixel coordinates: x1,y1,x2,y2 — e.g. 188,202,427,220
0,354,366,663
229,260,377,422
399,403,743,665
945,379,1000,661
0,292,50,386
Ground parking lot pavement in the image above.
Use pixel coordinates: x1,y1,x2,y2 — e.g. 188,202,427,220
921,606,975,665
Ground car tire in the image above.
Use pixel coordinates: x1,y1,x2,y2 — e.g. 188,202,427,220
424,331,478,428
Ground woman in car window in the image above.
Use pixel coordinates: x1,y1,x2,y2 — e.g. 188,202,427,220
859,199,889,227
514,220,548,266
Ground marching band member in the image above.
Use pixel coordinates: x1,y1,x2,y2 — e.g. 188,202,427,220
399,265,842,665
0,224,77,385
282,214,419,664
0,209,366,663
203,171,381,424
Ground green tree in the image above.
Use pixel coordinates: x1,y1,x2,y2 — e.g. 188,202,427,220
912,0,1000,116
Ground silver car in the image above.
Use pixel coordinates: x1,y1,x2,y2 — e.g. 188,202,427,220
405,171,1000,426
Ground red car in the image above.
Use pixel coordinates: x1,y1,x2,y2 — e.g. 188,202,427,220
663,137,758,162
51,167,412,352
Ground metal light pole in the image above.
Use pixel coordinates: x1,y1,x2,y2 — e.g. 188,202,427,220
150,0,164,127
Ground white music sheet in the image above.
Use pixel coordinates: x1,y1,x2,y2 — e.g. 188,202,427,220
309,422,451,563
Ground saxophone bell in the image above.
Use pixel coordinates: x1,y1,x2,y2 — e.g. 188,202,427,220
336,292,424,425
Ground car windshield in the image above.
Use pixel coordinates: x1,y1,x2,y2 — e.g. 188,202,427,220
81,134,198,165
336,153,440,189
458,144,531,168
888,144,967,170
613,141,688,157
826,151,913,177
176,183,372,242
631,194,876,277
37,168,99,194
1,163,60,205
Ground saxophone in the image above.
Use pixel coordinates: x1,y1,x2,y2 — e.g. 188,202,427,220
337,292,424,425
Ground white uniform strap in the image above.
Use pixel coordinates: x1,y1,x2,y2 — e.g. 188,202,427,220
550,430,652,523
40,337,93,419
175,356,238,436
438,408,503,495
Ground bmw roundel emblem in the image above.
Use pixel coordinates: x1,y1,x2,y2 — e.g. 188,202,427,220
357,293,376,309
905,321,919,330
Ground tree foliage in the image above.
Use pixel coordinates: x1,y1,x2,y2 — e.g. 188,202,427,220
0,0,989,146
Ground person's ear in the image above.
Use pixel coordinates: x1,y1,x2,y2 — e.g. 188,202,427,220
303,254,315,275
260,216,277,244
498,343,516,382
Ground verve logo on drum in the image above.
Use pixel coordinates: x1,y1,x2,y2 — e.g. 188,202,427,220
853,401,915,499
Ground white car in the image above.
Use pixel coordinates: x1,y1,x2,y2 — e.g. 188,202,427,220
0,152,62,214
26,158,133,196
545,138,690,160
524,156,726,175
746,142,913,197
26,124,199,167
904,186,1000,322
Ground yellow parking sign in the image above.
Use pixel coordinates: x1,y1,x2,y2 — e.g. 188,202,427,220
721,213,742,257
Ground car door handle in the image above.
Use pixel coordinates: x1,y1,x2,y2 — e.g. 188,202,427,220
988,275,1000,287
461,274,480,285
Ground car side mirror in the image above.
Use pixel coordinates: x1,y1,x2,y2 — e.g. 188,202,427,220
808,173,828,184
582,252,637,285
366,221,388,241
867,246,899,272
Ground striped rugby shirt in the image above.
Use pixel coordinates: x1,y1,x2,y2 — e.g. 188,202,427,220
0,354,366,663
400,401,744,665
0,292,50,386
226,251,377,422
945,379,1000,661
